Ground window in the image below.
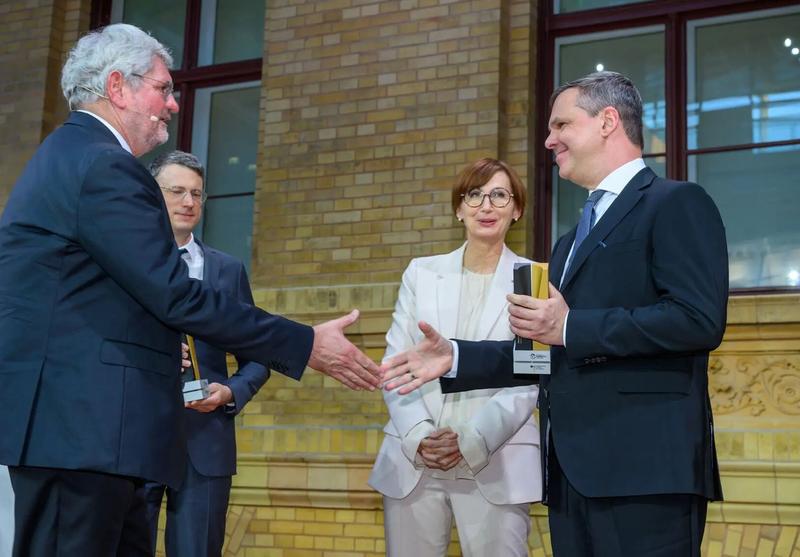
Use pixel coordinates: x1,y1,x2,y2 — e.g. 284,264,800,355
537,0,800,291
94,0,264,270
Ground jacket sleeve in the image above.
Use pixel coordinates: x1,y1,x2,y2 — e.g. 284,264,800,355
224,261,270,412
76,151,312,379
452,384,538,474
566,183,728,363
382,259,437,464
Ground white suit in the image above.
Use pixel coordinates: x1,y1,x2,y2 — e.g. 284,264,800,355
369,243,541,556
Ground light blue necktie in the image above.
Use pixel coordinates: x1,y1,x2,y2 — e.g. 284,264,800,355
564,189,605,274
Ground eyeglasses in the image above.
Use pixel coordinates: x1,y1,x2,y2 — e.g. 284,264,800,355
132,73,175,100
160,186,207,203
461,188,514,208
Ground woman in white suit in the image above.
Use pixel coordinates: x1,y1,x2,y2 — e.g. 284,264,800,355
369,158,541,557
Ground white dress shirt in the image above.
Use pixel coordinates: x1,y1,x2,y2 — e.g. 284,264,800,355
77,110,132,154
178,234,204,281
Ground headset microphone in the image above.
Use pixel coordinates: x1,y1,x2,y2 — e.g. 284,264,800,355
150,115,160,122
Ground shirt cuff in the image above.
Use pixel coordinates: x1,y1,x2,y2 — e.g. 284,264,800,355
562,310,569,347
442,340,459,378
401,420,437,466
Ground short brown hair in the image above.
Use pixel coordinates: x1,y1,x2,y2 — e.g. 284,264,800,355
451,158,526,218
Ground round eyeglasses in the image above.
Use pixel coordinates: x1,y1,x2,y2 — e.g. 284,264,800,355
461,188,514,208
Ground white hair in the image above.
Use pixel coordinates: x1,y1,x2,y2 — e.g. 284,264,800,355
61,23,173,110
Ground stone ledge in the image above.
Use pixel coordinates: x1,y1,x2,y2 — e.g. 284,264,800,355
230,454,800,525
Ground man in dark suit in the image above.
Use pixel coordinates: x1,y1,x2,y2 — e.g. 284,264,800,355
0,24,380,557
138,151,267,557
382,72,728,556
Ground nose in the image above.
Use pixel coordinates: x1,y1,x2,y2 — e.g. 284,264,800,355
544,130,556,150
181,193,197,207
479,194,493,209
167,93,179,113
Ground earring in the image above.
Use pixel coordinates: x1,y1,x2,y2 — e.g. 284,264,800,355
513,217,518,222
458,217,463,222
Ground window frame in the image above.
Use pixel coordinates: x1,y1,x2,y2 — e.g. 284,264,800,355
92,0,262,263
534,0,800,293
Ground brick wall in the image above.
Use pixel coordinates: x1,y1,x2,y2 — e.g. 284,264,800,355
252,0,534,290
0,0,90,214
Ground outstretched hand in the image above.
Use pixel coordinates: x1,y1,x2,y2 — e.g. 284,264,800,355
381,321,453,395
308,309,382,391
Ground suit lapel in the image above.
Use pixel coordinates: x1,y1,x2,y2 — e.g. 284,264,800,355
433,244,465,338
560,167,655,291
475,245,514,339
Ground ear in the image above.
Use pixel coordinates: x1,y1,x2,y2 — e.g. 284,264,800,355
599,106,620,138
105,70,128,109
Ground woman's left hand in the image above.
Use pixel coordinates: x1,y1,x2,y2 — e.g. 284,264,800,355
419,427,463,470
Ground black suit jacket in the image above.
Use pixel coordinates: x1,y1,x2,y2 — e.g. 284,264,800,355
444,168,727,500
187,241,269,477
0,112,312,488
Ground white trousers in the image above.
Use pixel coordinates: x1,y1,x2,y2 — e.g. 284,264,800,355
383,474,530,557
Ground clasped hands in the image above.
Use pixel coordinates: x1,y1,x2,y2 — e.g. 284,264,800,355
381,283,569,394
418,427,462,471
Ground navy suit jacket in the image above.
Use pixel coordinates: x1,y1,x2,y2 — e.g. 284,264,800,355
0,112,312,488
187,241,268,477
443,168,728,500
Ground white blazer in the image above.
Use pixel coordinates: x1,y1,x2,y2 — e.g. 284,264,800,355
369,243,541,505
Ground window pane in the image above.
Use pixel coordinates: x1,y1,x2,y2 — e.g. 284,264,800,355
202,196,254,272
198,0,265,66
552,156,664,244
194,85,260,197
555,0,650,15
557,30,666,154
688,10,800,150
117,0,187,65
688,145,800,288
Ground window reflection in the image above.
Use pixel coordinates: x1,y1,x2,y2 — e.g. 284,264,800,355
688,11,800,149
689,145,800,288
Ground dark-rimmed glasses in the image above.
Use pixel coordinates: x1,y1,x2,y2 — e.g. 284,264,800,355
132,73,174,100
461,188,514,208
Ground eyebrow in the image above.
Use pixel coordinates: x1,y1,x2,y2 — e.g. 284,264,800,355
548,117,567,130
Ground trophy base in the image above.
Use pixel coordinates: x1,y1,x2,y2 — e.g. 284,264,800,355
513,349,551,377
183,379,210,403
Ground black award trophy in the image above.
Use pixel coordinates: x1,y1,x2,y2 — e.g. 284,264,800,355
512,262,551,379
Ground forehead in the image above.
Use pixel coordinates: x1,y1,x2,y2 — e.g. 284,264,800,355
548,88,584,123
470,171,509,190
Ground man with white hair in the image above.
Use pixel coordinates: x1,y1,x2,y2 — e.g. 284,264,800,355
0,23,381,556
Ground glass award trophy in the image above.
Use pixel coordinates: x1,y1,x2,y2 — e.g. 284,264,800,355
512,262,551,378
181,334,209,403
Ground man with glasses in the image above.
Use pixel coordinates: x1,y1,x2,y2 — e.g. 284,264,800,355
0,23,380,556
141,151,263,557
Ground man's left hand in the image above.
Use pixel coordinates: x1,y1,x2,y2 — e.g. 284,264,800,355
507,283,569,346
185,382,233,412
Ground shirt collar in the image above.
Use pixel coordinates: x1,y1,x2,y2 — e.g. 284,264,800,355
177,234,202,261
592,158,646,196
76,110,132,154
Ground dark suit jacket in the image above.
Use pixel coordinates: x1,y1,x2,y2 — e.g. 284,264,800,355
188,241,269,477
444,167,728,501
0,111,312,488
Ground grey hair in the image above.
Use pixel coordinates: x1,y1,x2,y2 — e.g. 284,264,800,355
148,150,205,180
551,71,644,149
61,23,173,110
